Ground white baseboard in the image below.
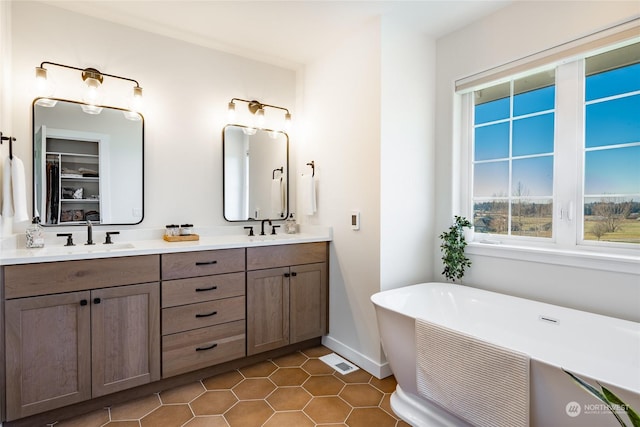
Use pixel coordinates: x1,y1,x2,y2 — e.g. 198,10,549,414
321,335,393,379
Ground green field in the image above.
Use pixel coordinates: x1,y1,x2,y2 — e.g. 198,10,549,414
584,217,640,243
474,214,640,244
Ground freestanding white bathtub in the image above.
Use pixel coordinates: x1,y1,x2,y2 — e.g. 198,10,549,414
371,282,640,427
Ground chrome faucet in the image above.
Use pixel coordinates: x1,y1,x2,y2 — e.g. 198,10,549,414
260,219,272,236
85,220,95,245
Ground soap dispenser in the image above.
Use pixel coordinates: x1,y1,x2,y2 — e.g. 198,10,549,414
26,216,45,248
284,213,297,234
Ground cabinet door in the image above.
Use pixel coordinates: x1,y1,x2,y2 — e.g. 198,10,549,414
247,267,290,355
290,262,328,343
5,291,91,420
91,283,160,397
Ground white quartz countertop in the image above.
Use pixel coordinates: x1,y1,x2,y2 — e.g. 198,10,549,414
0,225,332,265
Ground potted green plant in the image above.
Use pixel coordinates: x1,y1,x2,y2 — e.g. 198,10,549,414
439,215,473,283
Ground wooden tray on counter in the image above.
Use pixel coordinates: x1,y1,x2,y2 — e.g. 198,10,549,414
163,234,200,242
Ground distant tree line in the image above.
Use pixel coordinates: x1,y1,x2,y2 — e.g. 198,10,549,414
584,200,639,217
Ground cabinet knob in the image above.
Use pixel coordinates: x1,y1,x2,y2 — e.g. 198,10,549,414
284,273,290,278
93,297,101,304
291,272,297,277
80,299,88,306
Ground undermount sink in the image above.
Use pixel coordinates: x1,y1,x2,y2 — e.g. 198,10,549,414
37,242,136,255
248,234,295,242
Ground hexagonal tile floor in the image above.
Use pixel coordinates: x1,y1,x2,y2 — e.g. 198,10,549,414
51,346,411,427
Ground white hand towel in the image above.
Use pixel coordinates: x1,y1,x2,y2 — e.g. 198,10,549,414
11,156,29,222
2,156,13,218
271,178,284,218
301,173,316,215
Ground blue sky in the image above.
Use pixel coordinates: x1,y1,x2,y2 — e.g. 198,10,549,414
474,62,639,199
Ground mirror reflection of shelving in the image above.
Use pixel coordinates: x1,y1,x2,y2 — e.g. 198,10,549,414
40,132,103,225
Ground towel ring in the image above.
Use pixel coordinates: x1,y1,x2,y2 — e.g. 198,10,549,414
0,131,15,160
306,160,315,177
272,167,283,179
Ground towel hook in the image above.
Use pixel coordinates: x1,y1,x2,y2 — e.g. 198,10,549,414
0,131,15,160
306,160,315,177
272,166,283,180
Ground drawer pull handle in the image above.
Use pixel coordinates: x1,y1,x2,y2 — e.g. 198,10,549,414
195,285,218,292
195,311,218,318
195,260,218,266
196,343,218,352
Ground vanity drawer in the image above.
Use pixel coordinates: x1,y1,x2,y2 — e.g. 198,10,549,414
162,320,246,378
3,255,160,299
162,272,245,308
247,242,327,270
162,249,245,280
162,296,245,335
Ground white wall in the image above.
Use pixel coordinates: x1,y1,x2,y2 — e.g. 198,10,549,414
380,17,435,293
9,1,295,231
301,16,436,376
435,1,640,322
300,17,384,374
0,1,13,237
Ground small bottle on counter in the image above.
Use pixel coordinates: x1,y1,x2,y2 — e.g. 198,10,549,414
26,217,45,248
284,213,297,234
180,224,194,236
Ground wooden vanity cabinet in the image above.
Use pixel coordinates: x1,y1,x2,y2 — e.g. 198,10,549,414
161,249,246,378
246,243,328,356
3,256,160,421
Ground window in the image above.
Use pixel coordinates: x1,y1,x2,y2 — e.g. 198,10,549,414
473,71,555,238
467,40,640,250
583,43,640,244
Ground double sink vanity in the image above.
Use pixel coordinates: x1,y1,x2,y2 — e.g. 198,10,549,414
0,227,331,425
1,93,317,425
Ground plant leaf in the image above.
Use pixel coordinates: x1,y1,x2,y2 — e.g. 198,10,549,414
563,369,628,427
563,369,608,402
600,383,640,427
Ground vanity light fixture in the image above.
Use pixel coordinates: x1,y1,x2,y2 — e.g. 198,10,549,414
227,98,292,131
35,61,143,120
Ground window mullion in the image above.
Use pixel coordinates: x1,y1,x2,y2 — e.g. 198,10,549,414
508,80,514,236
554,59,583,249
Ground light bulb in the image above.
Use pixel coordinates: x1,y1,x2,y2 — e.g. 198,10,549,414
227,101,236,122
81,104,103,115
284,112,292,131
129,86,143,113
123,111,142,121
83,77,101,105
34,66,56,105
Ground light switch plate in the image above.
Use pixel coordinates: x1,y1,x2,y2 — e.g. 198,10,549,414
351,211,360,230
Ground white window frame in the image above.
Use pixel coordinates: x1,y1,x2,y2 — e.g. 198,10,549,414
456,20,640,275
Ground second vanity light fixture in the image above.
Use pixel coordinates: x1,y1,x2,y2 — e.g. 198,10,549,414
227,98,292,134
35,61,143,120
